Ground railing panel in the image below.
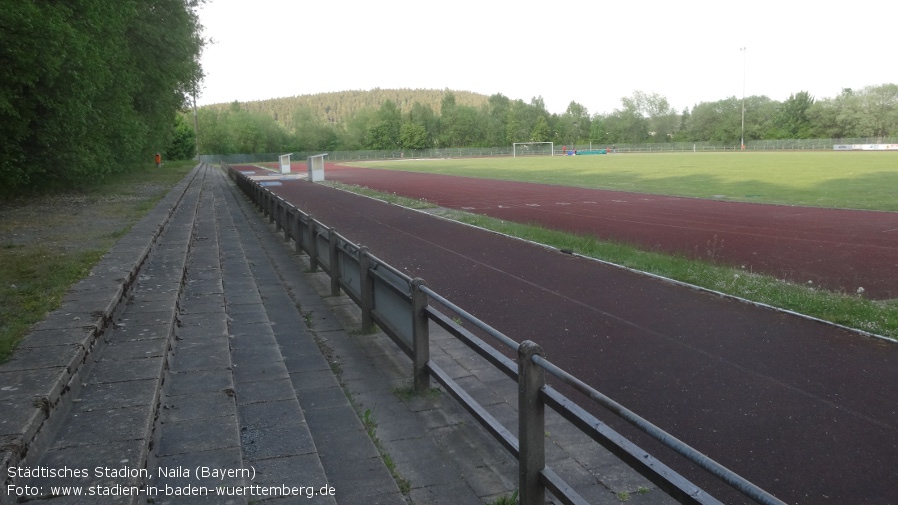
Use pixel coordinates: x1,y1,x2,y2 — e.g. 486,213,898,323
370,270,413,349
338,247,362,302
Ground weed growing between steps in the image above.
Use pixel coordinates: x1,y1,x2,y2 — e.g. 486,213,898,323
309,331,412,496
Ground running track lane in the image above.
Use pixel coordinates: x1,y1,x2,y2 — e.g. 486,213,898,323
322,164,898,300
248,171,898,505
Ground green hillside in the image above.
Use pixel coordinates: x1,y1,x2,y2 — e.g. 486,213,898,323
203,88,491,126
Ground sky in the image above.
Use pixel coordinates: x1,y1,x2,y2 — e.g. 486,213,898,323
195,0,897,116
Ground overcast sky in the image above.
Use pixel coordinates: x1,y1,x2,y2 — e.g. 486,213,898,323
196,0,897,115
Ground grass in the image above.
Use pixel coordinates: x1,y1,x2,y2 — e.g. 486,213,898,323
314,331,412,496
329,183,898,340
361,408,411,494
0,161,196,362
347,151,898,211
487,490,519,505
0,247,106,361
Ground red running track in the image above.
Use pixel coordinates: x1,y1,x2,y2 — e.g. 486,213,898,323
323,163,898,300
240,165,898,505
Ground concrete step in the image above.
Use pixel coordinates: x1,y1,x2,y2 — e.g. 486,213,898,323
11,165,207,504
1,164,203,505
213,167,405,505
148,164,247,505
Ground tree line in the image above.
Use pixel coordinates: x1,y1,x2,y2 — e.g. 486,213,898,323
196,84,898,155
0,0,204,194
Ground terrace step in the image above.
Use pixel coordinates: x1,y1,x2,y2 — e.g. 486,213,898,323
12,165,207,503
213,166,406,504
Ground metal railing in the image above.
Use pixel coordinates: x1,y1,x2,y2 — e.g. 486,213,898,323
225,162,786,505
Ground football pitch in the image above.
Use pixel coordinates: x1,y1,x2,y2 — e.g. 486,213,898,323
347,151,898,211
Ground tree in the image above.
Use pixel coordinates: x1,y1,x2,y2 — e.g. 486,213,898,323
556,101,590,145
290,105,339,152
408,102,438,147
530,116,551,142
772,91,815,138
485,93,511,146
0,0,204,193
858,84,898,138
364,100,402,150
167,113,196,160
399,122,429,149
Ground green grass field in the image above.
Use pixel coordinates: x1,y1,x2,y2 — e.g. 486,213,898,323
348,151,898,211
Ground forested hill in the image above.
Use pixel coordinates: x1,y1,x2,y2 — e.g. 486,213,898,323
203,88,491,126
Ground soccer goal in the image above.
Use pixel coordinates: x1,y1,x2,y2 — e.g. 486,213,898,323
513,142,554,157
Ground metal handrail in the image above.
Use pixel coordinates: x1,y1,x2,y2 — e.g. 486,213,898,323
532,354,786,505
419,284,519,351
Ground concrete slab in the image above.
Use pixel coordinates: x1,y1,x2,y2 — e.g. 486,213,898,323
289,369,340,392
29,311,102,332
163,369,233,397
0,367,68,402
77,379,159,409
25,439,147,493
240,422,316,461
317,454,403,505
160,391,236,423
151,447,246,505
234,378,297,406
168,345,231,373
88,356,164,384
52,405,154,449
1,344,86,372
295,385,348,412
236,398,304,429
16,327,96,349
156,416,241,457
247,453,335,504
102,337,170,360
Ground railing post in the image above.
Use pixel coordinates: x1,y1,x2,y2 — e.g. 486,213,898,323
268,192,275,224
275,199,283,232
294,211,303,254
359,247,374,332
283,206,293,243
308,218,319,271
411,278,430,392
518,340,546,505
282,203,290,241
328,229,341,296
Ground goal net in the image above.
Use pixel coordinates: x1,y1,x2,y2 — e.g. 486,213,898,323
513,142,554,157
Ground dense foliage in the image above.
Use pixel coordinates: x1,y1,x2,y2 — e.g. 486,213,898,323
0,0,204,193
197,85,898,155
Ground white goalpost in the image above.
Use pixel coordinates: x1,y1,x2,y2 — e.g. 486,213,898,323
278,153,293,174
513,142,554,157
